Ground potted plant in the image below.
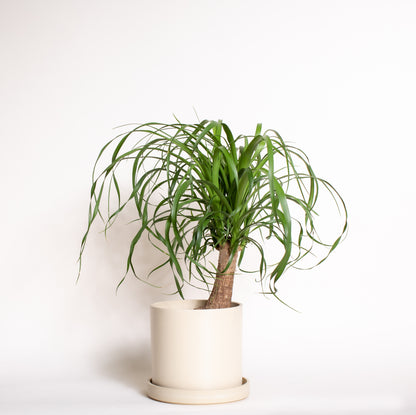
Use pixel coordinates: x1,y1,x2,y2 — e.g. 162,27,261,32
78,119,347,404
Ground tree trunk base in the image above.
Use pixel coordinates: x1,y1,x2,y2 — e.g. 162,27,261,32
205,242,240,309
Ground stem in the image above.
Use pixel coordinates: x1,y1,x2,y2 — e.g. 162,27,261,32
205,241,240,309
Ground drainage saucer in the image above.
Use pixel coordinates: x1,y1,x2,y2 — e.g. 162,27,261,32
147,377,249,405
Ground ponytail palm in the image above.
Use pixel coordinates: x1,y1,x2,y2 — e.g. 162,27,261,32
79,120,347,309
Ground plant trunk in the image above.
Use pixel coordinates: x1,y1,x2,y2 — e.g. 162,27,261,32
205,241,240,309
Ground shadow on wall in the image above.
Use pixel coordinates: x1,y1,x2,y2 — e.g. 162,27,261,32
97,342,151,395
77,203,184,395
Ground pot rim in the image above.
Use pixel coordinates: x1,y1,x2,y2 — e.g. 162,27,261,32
150,299,241,312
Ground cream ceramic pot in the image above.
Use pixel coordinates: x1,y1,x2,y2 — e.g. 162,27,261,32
147,299,248,404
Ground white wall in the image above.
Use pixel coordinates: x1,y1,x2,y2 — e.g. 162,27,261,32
1,0,415,412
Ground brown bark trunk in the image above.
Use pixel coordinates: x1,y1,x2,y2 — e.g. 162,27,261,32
205,241,240,309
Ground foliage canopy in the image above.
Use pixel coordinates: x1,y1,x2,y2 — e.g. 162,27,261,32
79,120,347,304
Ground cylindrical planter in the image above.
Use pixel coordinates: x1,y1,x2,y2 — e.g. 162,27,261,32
146,299,249,404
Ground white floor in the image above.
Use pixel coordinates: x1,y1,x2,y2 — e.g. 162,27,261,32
1,370,413,415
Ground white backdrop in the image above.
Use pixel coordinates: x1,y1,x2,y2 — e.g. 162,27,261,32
1,1,415,414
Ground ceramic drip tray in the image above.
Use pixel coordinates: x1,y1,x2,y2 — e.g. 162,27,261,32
147,377,249,405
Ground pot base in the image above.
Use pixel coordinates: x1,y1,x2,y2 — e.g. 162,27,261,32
146,377,249,405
